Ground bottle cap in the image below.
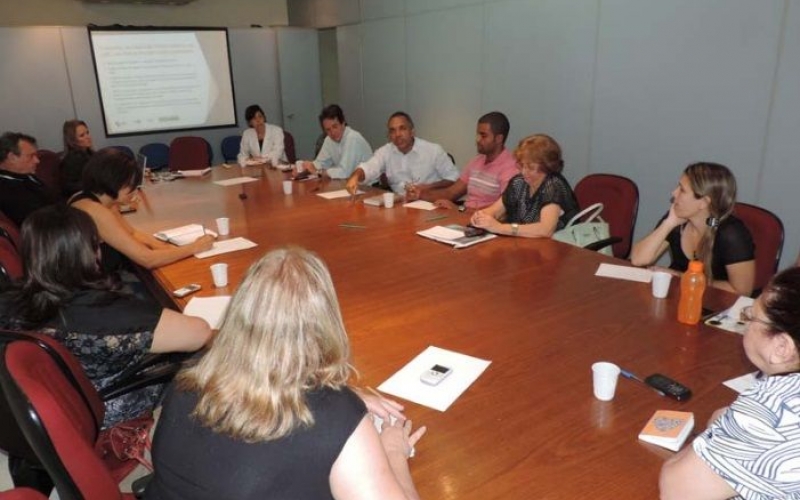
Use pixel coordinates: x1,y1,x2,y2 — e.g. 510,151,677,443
688,260,704,272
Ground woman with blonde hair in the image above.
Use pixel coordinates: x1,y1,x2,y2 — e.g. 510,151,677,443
146,247,425,500
470,133,579,238
631,162,755,296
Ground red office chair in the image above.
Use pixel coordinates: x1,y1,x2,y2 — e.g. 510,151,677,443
732,202,784,293
34,150,61,196
283,130,297,164
0,488,48,500
574,173,640,259
0,211,20,251
168,136,211,171
0,236,22,285
0,332,146,499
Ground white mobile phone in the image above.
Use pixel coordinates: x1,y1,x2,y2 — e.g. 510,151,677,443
420,364,453,386
173,283,201,298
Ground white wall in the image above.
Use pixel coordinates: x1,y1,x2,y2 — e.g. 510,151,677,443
334,0,800,269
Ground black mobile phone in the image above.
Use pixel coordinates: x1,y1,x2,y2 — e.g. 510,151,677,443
644,373,692,401
464,225,487,238
292,171,311,181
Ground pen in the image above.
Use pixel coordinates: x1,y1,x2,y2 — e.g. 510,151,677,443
620,368,665,397
365,386,383,399
425,215,448,222
339,223,366,229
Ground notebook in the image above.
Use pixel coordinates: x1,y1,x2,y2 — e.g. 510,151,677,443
638,410,694,452
417,225,497,249
154,224,216,246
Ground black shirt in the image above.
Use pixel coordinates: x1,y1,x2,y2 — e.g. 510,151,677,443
59,149,93,199
0,169,57,226
502,172,579,229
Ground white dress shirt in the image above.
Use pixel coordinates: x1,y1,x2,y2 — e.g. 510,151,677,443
237,124,286,166
312,126,373,179
358,137,458,193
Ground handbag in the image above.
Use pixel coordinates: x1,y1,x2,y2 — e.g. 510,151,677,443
96,413,155,482
553,203,613,256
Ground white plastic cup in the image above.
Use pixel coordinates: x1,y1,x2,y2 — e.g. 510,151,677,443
651,271,673,299
592,362,621,401
215,217,230,236
210,263,228,288
383,192,395,208
295,161,305,173
282,180,293,195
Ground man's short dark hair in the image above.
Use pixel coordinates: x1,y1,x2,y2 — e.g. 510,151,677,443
478,112,510,145
319,104,346,125
0,132,37,164
388,111,414,129
82,148,141,198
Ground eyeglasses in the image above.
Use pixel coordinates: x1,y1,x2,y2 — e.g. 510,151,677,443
517,162,542,173
740,306,774,329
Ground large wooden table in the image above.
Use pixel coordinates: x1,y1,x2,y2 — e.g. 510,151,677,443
127,166,750,499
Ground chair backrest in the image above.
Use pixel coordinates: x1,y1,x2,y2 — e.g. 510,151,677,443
732,202,784,292
0,236,22,284
574,173,639,259
138,143,170,170
220,135,240,162
283,130,297,164
168,136,211,171
0,211,21,251
0,339,124,500
0,488,49,500
34,150,61,195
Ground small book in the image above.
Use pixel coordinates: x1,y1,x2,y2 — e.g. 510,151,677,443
417,224,497,249
638,410,694,452
176,167,212,177
154,224,216,246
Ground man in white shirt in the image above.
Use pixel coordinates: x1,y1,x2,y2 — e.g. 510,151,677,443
301,105,372,180
345,112,458,196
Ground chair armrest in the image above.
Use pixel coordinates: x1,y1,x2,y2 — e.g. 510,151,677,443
583,236,622,253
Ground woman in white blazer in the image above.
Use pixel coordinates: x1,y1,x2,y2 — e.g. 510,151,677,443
237,104,286,166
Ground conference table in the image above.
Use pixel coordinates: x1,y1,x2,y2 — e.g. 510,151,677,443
127,165,750,499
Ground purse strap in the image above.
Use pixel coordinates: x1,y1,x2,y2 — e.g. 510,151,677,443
564,203,604,229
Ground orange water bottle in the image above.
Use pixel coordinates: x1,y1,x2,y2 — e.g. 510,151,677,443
677,260,706,325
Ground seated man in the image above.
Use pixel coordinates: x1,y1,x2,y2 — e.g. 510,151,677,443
425,112,517,210
0,132,56,226
301,104,372,180
345,111,458,197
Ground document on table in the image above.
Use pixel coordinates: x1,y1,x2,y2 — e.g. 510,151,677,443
214,177,259,187
183,296,231,329
403,200,437,211
317,189,365,200
723,371,758,393
595,263,653,283
378,346,491,412
194,237,257,259
704,296,754,335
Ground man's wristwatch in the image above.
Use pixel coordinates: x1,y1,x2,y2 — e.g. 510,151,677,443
511,223,519,236
458,204,467,213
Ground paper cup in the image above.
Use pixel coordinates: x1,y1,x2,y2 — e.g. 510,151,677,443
592,362,621,401
651,271,672,299
282,180,293,195
215,217,230,236
295,161,305,173
383,192,395,208
210,263,228,288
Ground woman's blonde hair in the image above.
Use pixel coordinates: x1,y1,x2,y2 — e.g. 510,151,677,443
684,162,737,279
176,247,354,442
513,134,564,174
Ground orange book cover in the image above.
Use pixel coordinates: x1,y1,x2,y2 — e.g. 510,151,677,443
638,410,694,452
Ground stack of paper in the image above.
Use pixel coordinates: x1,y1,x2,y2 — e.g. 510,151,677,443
183,296,231,329
176,167,212,177
417,225,496,249
704,296,754,335
194,237,257,259
154,224,217,246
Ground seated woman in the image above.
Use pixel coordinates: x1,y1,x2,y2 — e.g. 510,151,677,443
145,247,425,500
0,205,212,427
237,104,286,166
469,134,579,238
660,267,800,499
58,119,94,199
630,162,755,296
70,149,213,271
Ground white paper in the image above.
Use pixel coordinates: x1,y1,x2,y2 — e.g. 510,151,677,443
317,189,365,200
154,224,217,246
595,263,653,283
704,296,754,335
213,176,259,187
176,167,211,177
723,372,759,393
194,237,258,259
378,346,491,412
183,296,231,329
403,200,437,211
419,226,465,240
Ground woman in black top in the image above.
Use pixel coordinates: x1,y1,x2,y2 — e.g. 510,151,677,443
631,162,755,296
470,134,578,238
58,119,94,199
0,205,212,427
